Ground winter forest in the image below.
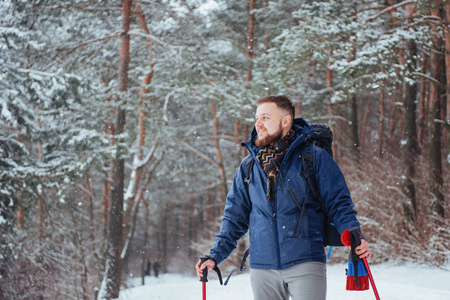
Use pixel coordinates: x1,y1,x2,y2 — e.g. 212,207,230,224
1,0,450,299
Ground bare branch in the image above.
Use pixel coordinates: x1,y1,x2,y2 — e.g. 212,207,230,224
37,4,122,13
309,115,349,123
178,141,219,167
366,0,414,23
413,72,447,90
77,183,92,197
135,138,160,170
384,15,443,35
128,29,166,47
182,135,238,142
358,5,388,14
84,37,111,66
45,34,120,69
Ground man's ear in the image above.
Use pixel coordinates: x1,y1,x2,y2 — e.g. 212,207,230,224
282,114,292,129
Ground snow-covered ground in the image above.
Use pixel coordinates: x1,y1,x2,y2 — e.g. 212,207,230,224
119,263,450,300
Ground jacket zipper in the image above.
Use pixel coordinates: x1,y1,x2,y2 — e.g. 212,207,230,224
258,162,281,268
273,166,282,269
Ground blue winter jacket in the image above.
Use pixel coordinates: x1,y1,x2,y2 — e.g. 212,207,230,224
208,118,360,270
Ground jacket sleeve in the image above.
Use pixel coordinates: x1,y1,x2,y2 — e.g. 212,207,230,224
208,163,252,266
314,148,360,234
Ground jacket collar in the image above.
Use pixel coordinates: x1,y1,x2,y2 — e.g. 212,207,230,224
241,118,315,158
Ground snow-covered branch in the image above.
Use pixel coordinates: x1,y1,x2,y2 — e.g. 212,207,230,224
136,139,160,170
46,34,120,69
182,135,237,142
413,72,447,89
309,115,349,124
37,4,122,13
163,90,177,125
128,29,166,47
179,141,219,167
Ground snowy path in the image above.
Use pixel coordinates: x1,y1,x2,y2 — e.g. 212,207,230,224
119,263,450,300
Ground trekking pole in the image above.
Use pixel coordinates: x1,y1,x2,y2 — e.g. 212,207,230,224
362,257,380,300
199,256,209,300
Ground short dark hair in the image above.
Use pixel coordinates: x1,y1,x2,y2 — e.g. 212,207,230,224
256,95,295,118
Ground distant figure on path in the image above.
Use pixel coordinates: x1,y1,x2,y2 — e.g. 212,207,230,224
144,261,151,276
153,262,160,278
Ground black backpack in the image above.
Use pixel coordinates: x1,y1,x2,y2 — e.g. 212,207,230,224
242,123,343,247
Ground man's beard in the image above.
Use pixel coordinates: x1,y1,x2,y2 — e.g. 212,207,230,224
255,126,283,147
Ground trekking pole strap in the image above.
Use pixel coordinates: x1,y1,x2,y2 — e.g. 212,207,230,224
224,248,250,286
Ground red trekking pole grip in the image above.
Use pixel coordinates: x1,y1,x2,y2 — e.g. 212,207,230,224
341,228,381,300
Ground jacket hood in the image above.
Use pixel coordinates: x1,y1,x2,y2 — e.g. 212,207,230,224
241,118,315,157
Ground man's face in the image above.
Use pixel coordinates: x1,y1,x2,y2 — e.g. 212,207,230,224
254,102,286,147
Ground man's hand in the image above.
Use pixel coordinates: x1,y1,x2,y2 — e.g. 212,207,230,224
355,239,372,259
195,258,216,279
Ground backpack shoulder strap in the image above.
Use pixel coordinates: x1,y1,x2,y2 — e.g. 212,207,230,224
242,154,255,187
301,142,332,222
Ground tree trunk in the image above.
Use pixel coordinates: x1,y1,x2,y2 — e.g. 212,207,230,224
350,94,360,161
123,5,157,249
242,0,257,163
234,119,240,146
16,193,24,230
99,0,132,298
359,98,371,158
378,61,386,157
444,1,450,163
36,107,45,240
401,3,419,222
347,39,360,161
104,88,125,300
188,196,196,256
428,0,445,219
101,76,115,237
36,107,46,300
389,48,404,157
205,187,212,225
210,101,228,206
263,0,270,56
418,52,428,145
386,2,403,157
246,0,256,82
160,202,169,273
85,173,96,243
141,198,150,286
326,49,339,162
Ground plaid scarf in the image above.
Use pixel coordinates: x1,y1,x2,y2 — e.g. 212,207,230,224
257,129,296,201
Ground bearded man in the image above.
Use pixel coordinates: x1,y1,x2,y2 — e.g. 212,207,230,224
195,95,371,300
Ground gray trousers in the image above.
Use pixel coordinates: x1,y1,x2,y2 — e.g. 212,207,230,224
250,261,326,300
